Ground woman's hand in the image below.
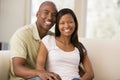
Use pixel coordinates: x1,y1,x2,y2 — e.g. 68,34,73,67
80,55,94,80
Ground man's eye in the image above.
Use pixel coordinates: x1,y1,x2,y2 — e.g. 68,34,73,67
52,13,56,17
44,12,48,14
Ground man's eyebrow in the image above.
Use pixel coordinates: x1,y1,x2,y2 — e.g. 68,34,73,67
44,9,49,12
44,9,57,14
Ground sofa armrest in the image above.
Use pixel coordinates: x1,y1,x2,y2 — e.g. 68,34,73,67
0,50,10,80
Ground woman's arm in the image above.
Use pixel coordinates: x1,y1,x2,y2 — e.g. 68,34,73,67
81,54,94,80
36,42,61,80
36,42,48,71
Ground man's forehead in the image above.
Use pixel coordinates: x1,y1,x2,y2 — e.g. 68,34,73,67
40,1,56,8
39,2,57,13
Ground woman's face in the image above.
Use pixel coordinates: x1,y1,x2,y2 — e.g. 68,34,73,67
59,14,75,37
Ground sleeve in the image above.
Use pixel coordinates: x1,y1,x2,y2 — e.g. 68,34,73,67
42,35,54,51
9,30,27,59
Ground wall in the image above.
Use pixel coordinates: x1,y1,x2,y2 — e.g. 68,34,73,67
74,0,87,37
0,0,30,43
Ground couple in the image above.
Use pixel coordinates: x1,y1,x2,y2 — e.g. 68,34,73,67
10,1,94,80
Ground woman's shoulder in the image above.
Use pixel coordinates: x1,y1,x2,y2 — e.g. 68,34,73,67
42,35,55,42
44,34,54,39
42,35,55,49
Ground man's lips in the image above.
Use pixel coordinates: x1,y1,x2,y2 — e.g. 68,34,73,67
45,21,52,25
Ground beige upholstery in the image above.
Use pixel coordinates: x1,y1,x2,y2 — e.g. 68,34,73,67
0,50,10,80
80,38,120,80
0,38,120,80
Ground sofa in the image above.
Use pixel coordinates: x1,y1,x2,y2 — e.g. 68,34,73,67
0,38,120,80
0,50,10,80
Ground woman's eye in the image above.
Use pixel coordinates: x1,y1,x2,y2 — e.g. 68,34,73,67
69,21,74,23
59,22,64,24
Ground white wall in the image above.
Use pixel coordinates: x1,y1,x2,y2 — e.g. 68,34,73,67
0,0,30,43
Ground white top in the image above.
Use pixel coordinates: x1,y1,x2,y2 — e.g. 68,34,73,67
42,35,81,80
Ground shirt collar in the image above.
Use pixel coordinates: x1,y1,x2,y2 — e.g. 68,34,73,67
32,23,41,41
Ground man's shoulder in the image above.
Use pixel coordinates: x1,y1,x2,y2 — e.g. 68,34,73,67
14,24,35,35
11,24,36,40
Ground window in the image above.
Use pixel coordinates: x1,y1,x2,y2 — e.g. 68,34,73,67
86,0,120,39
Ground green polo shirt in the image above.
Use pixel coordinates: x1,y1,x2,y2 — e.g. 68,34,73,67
9,23,41,80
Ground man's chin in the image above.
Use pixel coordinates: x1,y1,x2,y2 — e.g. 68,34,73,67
45,25,53,29
43,27,51,31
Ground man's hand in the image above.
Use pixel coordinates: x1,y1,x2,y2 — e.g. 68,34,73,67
38,71,61,80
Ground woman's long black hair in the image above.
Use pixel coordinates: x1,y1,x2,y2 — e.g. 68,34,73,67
55,8,87,63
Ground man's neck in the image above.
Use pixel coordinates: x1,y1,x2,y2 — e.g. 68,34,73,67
36,22,48,39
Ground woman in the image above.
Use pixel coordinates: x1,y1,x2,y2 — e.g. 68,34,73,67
36,8,94,80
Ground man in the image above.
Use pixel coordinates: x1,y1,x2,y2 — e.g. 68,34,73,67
9,1,60,80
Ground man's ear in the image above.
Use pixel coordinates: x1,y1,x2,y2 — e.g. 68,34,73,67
36,13,38,17
36,11,39,17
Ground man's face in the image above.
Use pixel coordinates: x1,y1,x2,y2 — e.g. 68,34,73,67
36,2,57,31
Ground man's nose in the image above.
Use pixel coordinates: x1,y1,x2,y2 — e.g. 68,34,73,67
47,14,52,20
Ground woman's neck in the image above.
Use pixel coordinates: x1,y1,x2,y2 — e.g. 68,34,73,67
55,36,74,52
56,36,71,45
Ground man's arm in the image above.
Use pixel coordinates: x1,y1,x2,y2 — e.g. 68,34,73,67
12,57,40,79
